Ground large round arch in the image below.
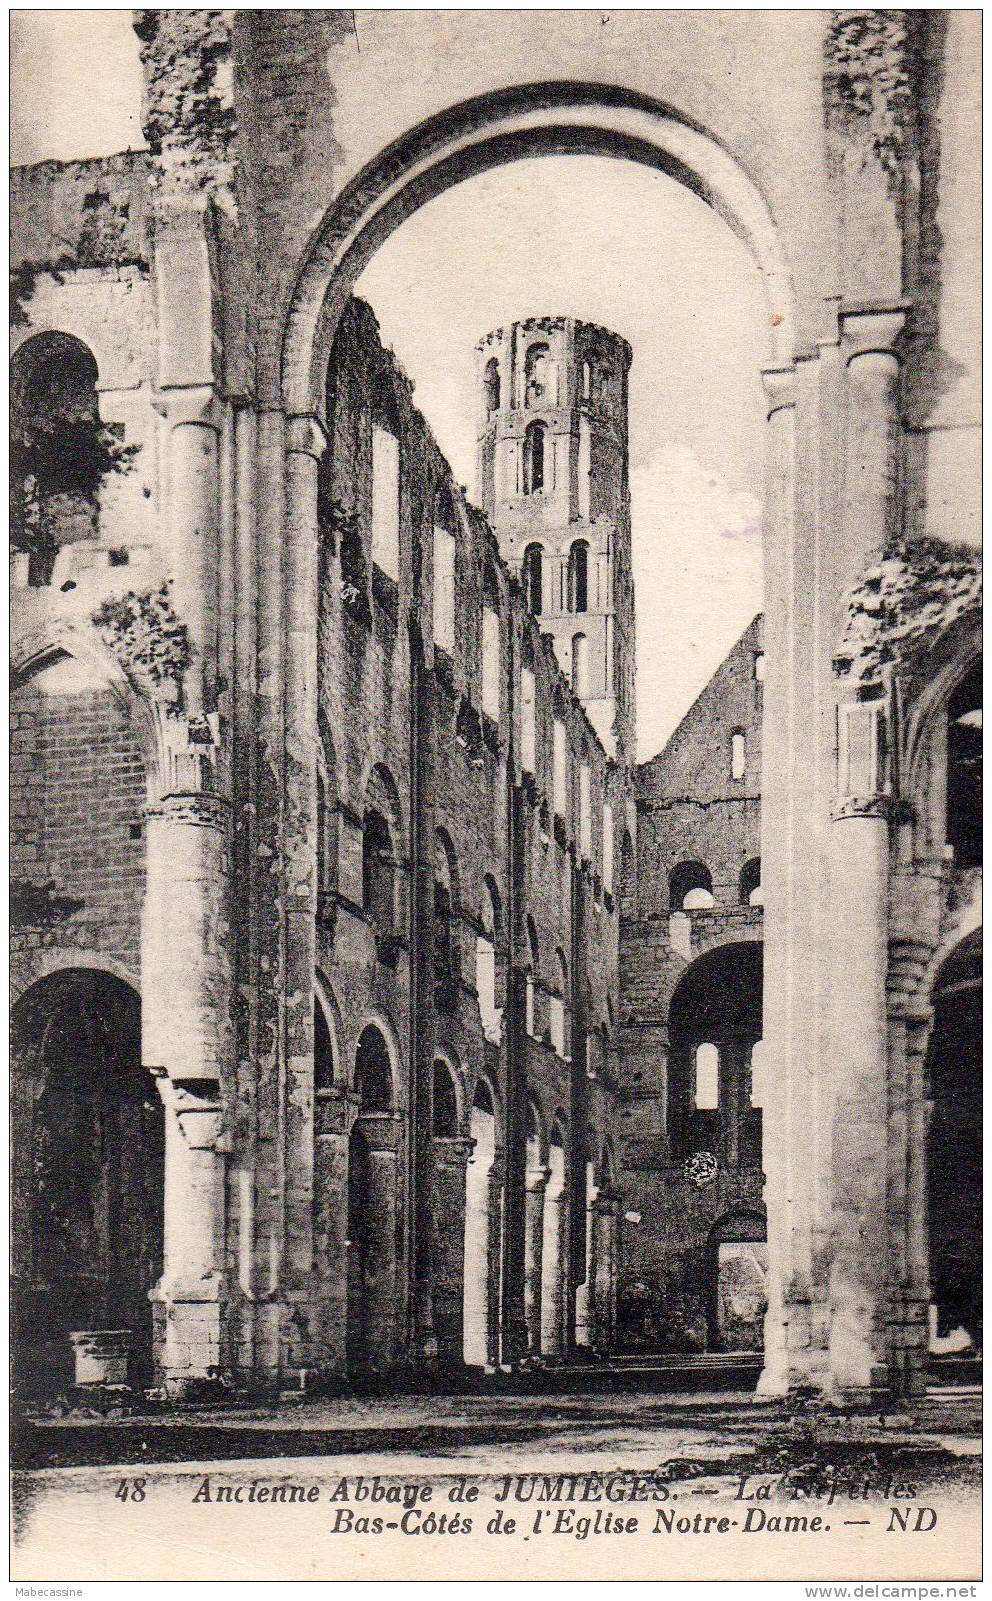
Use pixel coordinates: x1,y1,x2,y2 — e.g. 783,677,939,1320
281,81,794,413
925,928,982,1363
11,969,164,1397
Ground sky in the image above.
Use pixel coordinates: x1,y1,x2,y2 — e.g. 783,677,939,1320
12,11,768,759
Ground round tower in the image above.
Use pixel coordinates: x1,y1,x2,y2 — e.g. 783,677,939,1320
476,317,635,763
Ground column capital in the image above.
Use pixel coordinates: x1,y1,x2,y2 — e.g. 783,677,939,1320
830,792,891,823
285,411,329,460
839,302,909,364
526,1166,552,1193
760,362,798,418
158,382,221,432
147,790,232,831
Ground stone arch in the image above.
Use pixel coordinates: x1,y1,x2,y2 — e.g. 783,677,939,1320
281,81,794,415
432,1051,462,1138
314,973,343,1092
706,1206,768,1353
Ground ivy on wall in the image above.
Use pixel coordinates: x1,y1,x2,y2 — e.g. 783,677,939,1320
824,10,915,186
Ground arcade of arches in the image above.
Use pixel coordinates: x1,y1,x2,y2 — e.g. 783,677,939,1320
8,11,981,1401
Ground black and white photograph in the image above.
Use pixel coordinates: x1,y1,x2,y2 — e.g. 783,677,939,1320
9,6,982,1585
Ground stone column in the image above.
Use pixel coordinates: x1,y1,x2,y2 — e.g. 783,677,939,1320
756,360,800,1396
432,1137,474,1366
839,308,906,589
523,1167,550,1354
574,1166,599,1349
354,1112,404,1373
826,693,891,1396
153,1074,227,1391
487,1153,506,1368
593,1195,621,1352
540,1171,567,1356
159,384,221,723
144,791,232,1394
312,1090,360,1376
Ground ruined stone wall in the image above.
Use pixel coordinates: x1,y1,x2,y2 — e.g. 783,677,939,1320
617,619,764,1352
11,667,147,993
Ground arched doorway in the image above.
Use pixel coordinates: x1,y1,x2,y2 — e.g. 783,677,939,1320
926,930,982,1358
11,969,164,1397
707,1210,768,1353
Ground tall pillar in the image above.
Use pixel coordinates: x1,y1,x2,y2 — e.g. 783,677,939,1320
593,1195,620,1352
826,772,890,1395
312,1090,359,1375
524,1167,550,1354
540,1164,567,1356
574,1164,599,1348
144,792,232,1393
432,1136,474,1365
487,1153,506,1367
353,1112,404,1373
756,362,799,1395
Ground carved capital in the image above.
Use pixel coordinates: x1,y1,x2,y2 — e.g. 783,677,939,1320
760,362,798,419
147,790,231,831
159,383,221,432
839,304,908,365
830,792,891,822
286,412,329,460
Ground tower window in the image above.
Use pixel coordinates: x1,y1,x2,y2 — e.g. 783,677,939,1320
754,652,765,683
602,803,614,894
522,543,543,615
484,356,501,416
579,762,592,860
581,359,592,400
525,343,551,407
567,539,589,614
523,422,546,494
731,731,746,781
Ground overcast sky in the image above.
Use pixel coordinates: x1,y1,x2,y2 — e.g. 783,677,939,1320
13,10,767,758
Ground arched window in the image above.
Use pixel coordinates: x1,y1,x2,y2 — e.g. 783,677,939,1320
481,567,501,721
523,422,547,494
355,1025,393,1111
525,916,539,1038
550,949,569,1058
669,861,714,911
371,424,400,580
567,540,589,613
581,359,592,399
946,662,981,867
483,356,501,416
434,832,458,1012
476,877,502,1044
314,997,335,1091
578,761,592,860
602,802,614,894
694,1043,720,1110
731,730,746,781
552,718,567,818
524,342,551,407
432,484,457,652
753,652,765,683
739,857,762,906
11,331,105,586
362,811,395,930
520,661,537,772
571,633,588,698
433,1058,459,1137
522,543,543,615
